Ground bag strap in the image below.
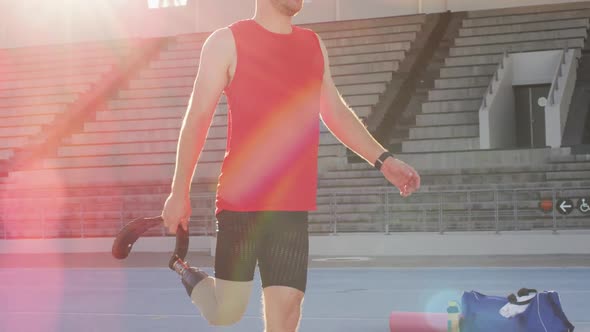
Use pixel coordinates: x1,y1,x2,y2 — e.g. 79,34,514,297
507,288,538,305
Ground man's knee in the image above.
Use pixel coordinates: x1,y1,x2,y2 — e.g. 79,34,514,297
263,286,305,332
191,278,252,326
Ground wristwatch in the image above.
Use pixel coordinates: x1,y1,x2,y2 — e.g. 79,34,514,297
374,151,394,171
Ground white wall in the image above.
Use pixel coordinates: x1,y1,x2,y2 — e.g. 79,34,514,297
512,51,564,86
480,50,575,149
3,230,590,256
545,49,579,148
480,54,514,149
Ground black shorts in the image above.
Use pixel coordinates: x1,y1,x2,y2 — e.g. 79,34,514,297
214,210,309,293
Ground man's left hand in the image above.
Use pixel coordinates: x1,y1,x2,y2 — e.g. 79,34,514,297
380,157,421,197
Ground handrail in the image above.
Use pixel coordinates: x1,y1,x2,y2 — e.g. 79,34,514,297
2,185,589,239
548,47,569,106
481,50,508,110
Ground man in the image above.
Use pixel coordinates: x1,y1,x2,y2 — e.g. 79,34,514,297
162,0,421,331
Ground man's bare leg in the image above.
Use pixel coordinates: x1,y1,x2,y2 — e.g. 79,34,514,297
262,286,305,332
173,259,253,326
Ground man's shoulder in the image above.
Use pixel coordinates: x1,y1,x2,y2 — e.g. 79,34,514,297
204,27,235,50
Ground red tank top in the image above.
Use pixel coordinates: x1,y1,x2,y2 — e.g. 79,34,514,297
215,19,324,213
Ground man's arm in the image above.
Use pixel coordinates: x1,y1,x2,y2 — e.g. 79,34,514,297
163,28,234,232
317,35,420,196
171,28,234,197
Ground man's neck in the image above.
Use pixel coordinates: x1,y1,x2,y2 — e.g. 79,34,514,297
253,4,293,34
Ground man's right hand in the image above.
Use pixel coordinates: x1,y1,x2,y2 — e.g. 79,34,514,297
162,193,191,234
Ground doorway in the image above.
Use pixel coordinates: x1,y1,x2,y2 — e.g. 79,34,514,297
513,84,550,148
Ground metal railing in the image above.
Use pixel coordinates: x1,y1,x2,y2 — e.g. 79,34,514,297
1,186,589,239
322,186,590,235
481,51,508,110
549,47,569,106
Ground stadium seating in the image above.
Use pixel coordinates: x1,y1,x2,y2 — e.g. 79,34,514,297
402,2,590,153
308,3,590,232
1,4,590,238
0,15,428,238
0,41,131,164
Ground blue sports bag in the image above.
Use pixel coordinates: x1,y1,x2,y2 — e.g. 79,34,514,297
461,289,574,332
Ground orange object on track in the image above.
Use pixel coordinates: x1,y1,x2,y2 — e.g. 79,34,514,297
389,311,448,332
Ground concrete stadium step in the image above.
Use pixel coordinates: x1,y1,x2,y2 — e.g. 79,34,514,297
57,139,227,157
0,149,14,160
0,126,42,138
318,24,421,39
159,49,202,60
462,9,590,28
409,124,479,140
0,105,67,117
0,41,128,57
306,15,426,32
467,1,590,18
106,93,371,111
95,106,198,121
349,106,374,118
108,97,190,109
319,144,347,157
344,94,380,107
0,56,121,74
458,18,590,37
449,38,585,58
68,125,227,145
320,169,547,186
428,87,487,101
417,111,479,126
119,83,384,100
0,136,29,149
160,41,411,60
338,148,552,171
454,28,588,47
329,51,405,66
318,177,388,188
0,85,90,98
130,72,393,89
439,65,497,78
119,87,192,99
0,50,127,70
0,94,78,108
173,34,209,43
546,170,590,181
129,77,194,89
150,58,198,69
84,118,185,132
332,72,393,85
0,64,113,81
138,61,399,79
332,83,386,96
43,150,225,169
402,137,480,152
327,42,412,57
44,151,225,169
315,193,383,205
166,42,205,52
5,162,223,187
434,76,491,89
322,32,417,48
421,99,481,113
331,61,399,75
0,74,103,90
445,54,504,67
0,114,56,127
